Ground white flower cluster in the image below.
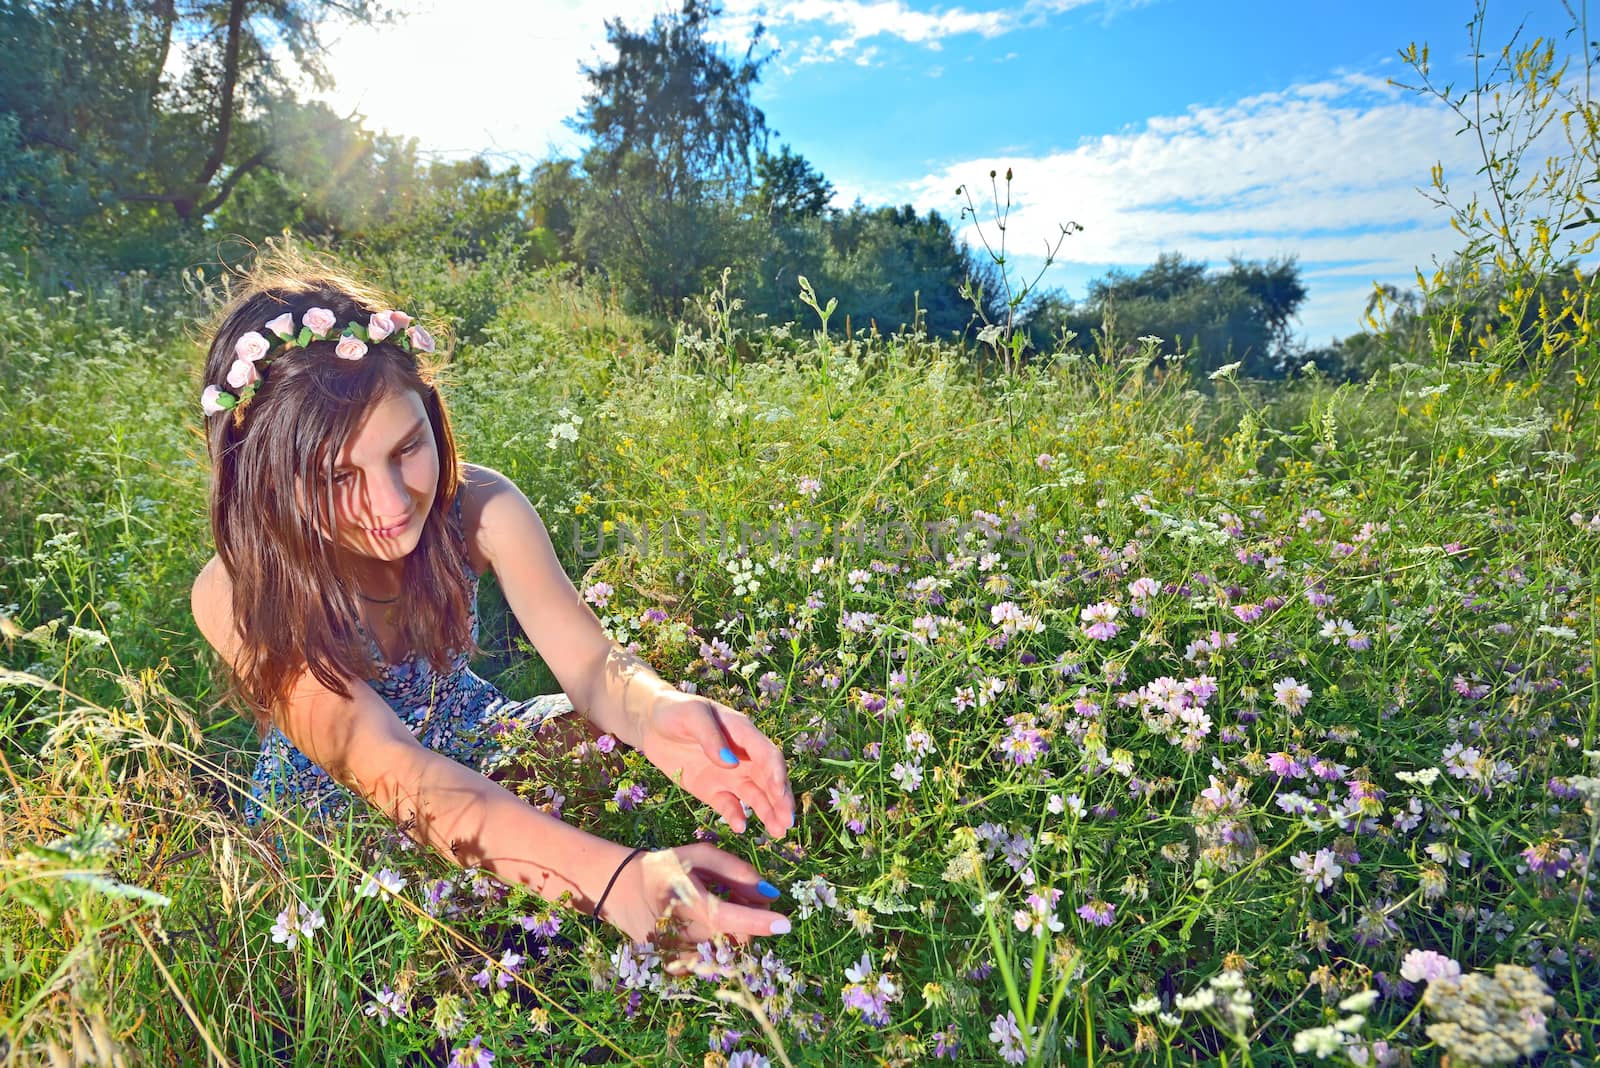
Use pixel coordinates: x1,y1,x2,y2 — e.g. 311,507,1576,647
1138,969,1254,1037
545,407,583,449
1422,964,1554,1065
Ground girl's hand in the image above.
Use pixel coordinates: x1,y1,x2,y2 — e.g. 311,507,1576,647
639,691,795,839
599,844,790,949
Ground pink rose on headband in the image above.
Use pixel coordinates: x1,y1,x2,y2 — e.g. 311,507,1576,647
367,311,397,342
303,307,337,338
234,330,271,363
201,384,227,415
406,324,436,353
389,310,412,329
226,358,260,389
335,336,368,361
264,313,295,340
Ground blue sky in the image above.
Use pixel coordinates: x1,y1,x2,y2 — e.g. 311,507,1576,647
315,0,1586,345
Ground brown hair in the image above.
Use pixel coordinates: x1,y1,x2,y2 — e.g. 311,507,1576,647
199,245,475,740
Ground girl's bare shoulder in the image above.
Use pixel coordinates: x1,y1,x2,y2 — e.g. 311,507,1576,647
190,554,242,663
456,463,548,575
457,463,511,576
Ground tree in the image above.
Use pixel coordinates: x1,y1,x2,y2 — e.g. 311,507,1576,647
1023,253,1309,378
571,0,773,317
754,144,833,222
0,0,387,230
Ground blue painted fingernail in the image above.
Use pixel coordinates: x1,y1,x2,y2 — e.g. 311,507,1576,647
719,746,740,766
769,917,791,935
757,880,781,898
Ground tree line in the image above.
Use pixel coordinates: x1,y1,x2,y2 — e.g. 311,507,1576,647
16,0,1548,380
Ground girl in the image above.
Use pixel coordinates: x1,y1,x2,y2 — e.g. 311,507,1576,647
190,250,795,950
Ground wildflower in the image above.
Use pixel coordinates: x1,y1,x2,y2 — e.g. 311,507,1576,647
1267,751,1306,779
1422,964,1554,1065
828,783,867,834
890,760,924,792
1293,1025,1347,1059
1291,848,1343,892
355,867,407,899
841,951,901,1027
1273,677,1312,715
727,1052,771,1068
449,1036,495,1068
995,715,1048,766
1395,767,1441,787
363,984,408,1025
797,476,822,500
1013,888,1065,937
1076,899,1115,927
1400,949,1462,985
612,941,663,992
1129,576,1159,599
1079,601,1121,641
1350,901,1400,948
1517,837,1576,880
472,949,523,990
989,1010,1033,1065
1131,994,1162,1015
613,781,648,810
1417,863,1449,902
431,994,467,1038
517,910,562,938
991,600,1044,636
269,901,325,951
931,1027,961,1058
423,878,457,917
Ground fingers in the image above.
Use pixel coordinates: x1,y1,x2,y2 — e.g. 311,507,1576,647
741,784,788,842
690,699,742,768
718,710,795,838
692,894,790,940
681,843,785,909
707,788,748,834
638,846,789,951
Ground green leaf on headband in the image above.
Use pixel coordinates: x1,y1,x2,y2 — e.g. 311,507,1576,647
348,323,370,342
297,326,313,347
215,391,238,410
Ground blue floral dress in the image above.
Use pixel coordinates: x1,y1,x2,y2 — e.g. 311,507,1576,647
244,491,574,826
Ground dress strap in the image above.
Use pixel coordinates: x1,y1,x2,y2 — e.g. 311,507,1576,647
447,482,477,581
448,484,466,544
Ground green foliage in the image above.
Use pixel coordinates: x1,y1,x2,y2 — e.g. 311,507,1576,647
0,0,389,230
1,260,1597,1063
572,0,773,317
1025,252,1310,378
754,143,835,222
1374,0,1600,381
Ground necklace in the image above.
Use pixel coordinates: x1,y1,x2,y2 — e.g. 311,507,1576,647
355,589,402,629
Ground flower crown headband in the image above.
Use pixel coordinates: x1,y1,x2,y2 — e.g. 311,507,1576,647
200,306,437,416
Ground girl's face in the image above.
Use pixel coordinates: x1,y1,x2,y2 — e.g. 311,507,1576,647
326,387,440,569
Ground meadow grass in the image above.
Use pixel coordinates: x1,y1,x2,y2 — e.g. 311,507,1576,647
1,264,1596,1066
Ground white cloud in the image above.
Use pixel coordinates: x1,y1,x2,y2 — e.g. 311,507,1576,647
718,0,1106,68
863,72,1541,342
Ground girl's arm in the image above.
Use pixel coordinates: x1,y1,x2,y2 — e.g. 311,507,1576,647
461,464,794,838
275,678,785,942
192,557,786,943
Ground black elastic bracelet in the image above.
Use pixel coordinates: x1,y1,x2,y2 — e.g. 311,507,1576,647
593,846,649,921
